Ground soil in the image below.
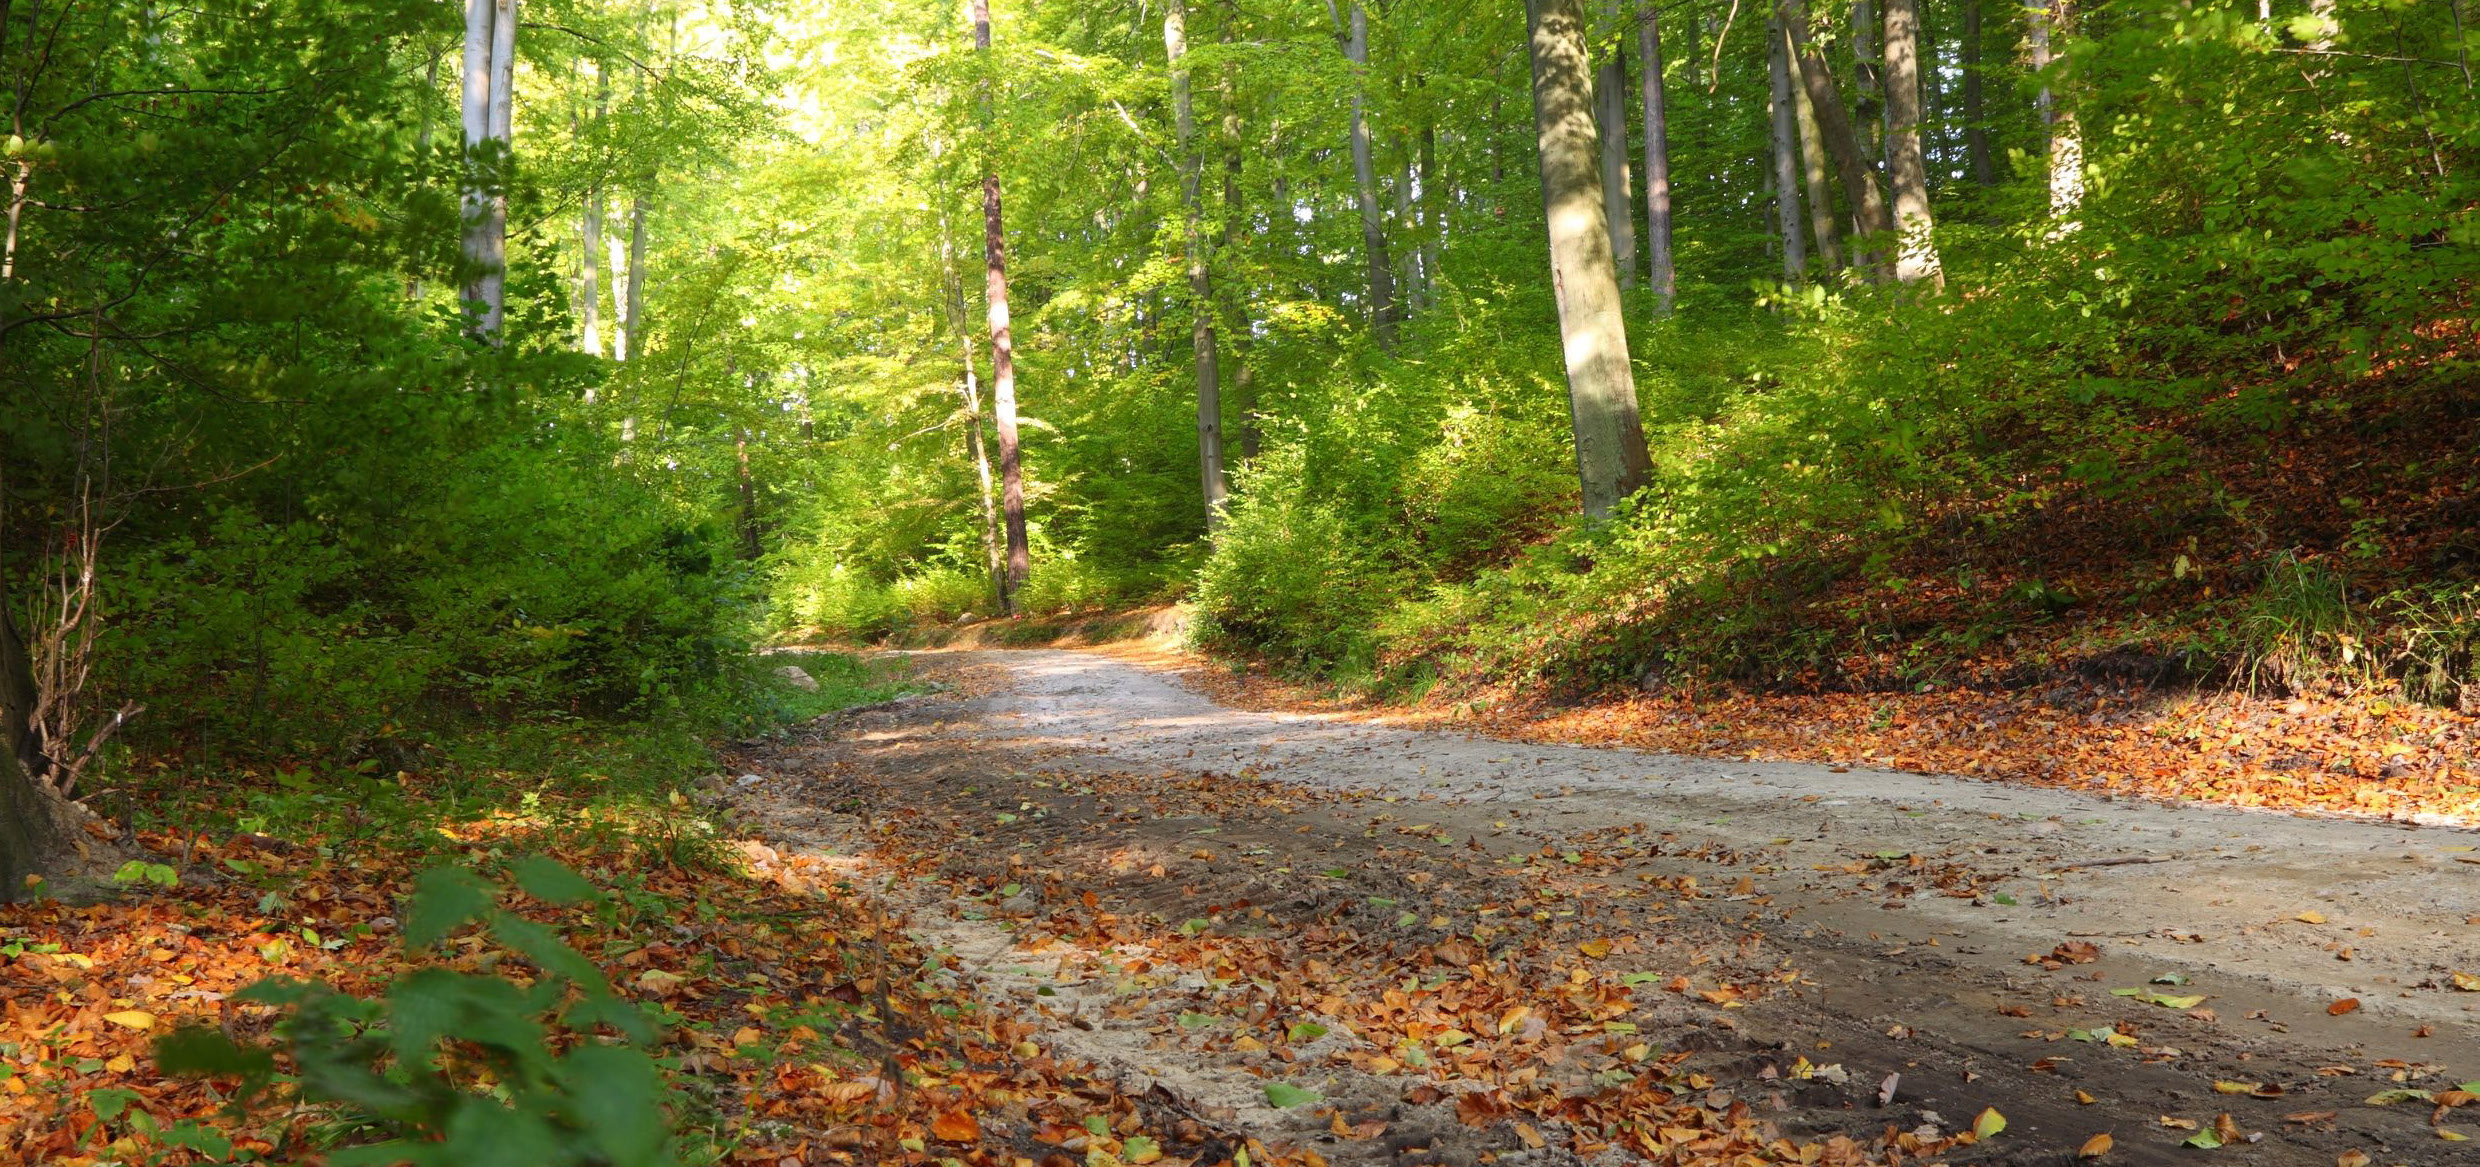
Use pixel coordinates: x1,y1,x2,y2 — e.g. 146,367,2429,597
723,648,2480,1167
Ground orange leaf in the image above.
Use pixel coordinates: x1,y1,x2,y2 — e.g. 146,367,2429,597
930,1110,980,1143
2079,1132,2114,1158
2327,998,2360,1016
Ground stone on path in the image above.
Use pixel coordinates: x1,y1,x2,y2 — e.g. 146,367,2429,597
774,665,819,691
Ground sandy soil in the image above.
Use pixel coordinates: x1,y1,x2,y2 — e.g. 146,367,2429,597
726,648,2480,1167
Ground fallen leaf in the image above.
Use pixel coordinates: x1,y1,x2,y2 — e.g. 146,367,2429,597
2076,1089,2097,1104
1265,1083,1322,1109
2284,1111,2338,1124
2295,911,2327,925
1975,1108,2007,1139
2079,1132,2113,1158
102,1010,156,1030
2213,1081,2258,1095
1512,1123,1545,1150
1578,939,1612,959
2327,998,2360,1016
2451,971,2479,992
2337,1151,2369,1167
929,1110,980,1142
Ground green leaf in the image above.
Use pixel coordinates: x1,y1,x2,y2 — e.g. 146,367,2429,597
562,1044,673,1166
1974,1108,2006,1139
511,854,601,906
2151,972,2191,985
1286,1021,1329,1043
87,1087,143,1121
1177,1011,1218,1030
1264,1083,1322,1109
405,866,493,948
2183,1128,2223,1149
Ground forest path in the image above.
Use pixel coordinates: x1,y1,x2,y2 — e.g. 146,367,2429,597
729,648,2480,1166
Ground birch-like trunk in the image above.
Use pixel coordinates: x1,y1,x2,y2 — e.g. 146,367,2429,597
1346,3,1399,347
1527,0,1653,519
1595,1,1636,289
1766,14,1809,283
624,197,648,352
1417,124,1441,311
1784,0,1893,280
472,0,517,339
1790,27,1845,272
1167,0,1229,530
1882,0,1943,285
1849,0,1885,165
580,61,606,357
458,0,496,336
974,0,1031,596
1220,3,1261,463
1639,3,1676,313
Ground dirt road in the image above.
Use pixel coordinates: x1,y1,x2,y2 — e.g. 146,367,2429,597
731,648,2480,1166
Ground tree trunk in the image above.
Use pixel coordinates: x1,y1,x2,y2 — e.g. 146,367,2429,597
1346,3,1399,347
0,598,69,899
1639,3,1676,313
1220,2,1261,463
580,188,603,357
1595,2,1636,289
1766,14,1809,283
458,0,497,337
474,0,517,339
1784,0,1894,280
623,196,648,353
2024,0,2053,131
974,0,1031,597
1527,0,1653,519
1790,26,1845,271
1963,0,1994,184
1882,0,1943,285
736,431,762,560
1167,0,1229,531
937,214,1006,609
1849,0,1886,165
1418,124,1440,310
2025,0,2082,229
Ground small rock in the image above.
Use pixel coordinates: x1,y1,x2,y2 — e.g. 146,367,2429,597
736,773,764,788
774,665,819,691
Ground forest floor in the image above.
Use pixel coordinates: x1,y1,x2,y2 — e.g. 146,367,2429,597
726,646,2480,1167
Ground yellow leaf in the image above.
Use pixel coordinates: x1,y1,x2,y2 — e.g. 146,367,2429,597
1513,1123,1546,1149
1579,939,1612,959
2337,1151,2370,1167
2079,1132,2114,1158
2451,971,2480,992
1498,1005,1532,1035
1434,1029,1472,1048
2442,1130,2472,1143
2294,911,2327,925
2076,1090,2097,1104
104,1053,135,1073
102,1010,156,1031
1975,1108,2007,1139
2213,1081,2258,1095
731,1026,764,1047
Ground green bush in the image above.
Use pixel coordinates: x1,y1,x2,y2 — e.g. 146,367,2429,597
1193,448,1396,672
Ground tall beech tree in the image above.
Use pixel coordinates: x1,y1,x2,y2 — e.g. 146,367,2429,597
1527,0,1652,518
1784,0,1893,280
972,0,1030,599
1166,0,1229,529
1639,0,1676,312
1882,0,1942,285
1344,2,1398,347
1595,1,1636,288
1766,14,1808,283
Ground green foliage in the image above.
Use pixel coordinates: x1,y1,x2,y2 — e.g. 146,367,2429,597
2241,553,2366,696
157,859,680,1167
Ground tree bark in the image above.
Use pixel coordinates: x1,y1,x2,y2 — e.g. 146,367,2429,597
1784,0,1893,280
974,0,1031,597
623,196,648,354
1790,26,1845,271
0,597,69,899
1167,0,1229,531
580,193,603,357
1527,0,1653,519
1848,0,1885,164
1882,0,1943,285
1639,3,1676,313
1418,124,1440,311
1963,0,1994,185
458,0,497,337
1595,2,1636,289
1766,14,1809,283
1220,2,1261,463
1346,3,1398,347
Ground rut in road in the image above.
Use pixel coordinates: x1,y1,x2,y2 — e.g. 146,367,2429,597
727,647,2480,1167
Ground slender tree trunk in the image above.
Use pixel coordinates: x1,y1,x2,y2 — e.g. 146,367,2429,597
1418,124,1440,309
1639,3,1677,313
474,0,517,339
1963,0,1994,184
974,0,1031,597
1791,27,1845,271
1882,0,1943,285
736,431,761,560
458,0,496,336
1767,14,1809,283
1346,3,1399,347
1595,1,1637,289
1784,0,1894,280
1849,0,1886,166
624,197,648,351
1167,0,1229,530
936,208,1006,607
580,193,604,358
1221,2,1261,463
1392,140,1417,307
2026,0,2082,230
1527,0,1653,519
2025,0,2053,131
